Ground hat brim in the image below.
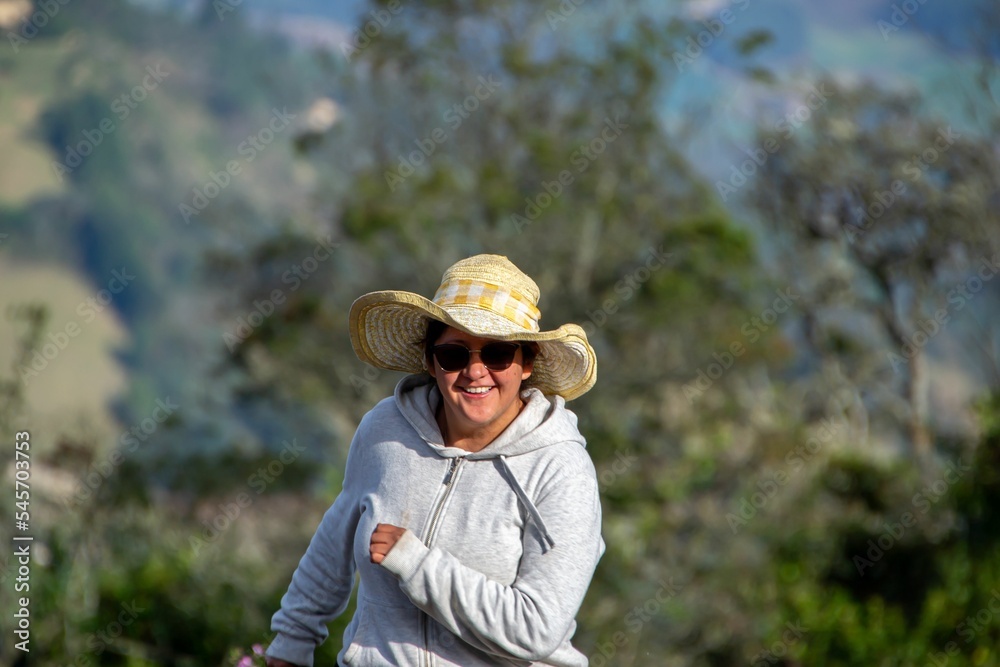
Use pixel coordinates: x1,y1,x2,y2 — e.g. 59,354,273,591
349,291,597,400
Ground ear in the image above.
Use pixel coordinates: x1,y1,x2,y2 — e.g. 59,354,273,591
425,355,437,378
520,357,533,381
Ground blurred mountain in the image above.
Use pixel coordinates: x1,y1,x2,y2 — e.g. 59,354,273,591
0,0,346,492
0,0,993,500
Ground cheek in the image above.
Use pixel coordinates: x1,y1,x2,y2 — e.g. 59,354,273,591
435,373,455,394
503,369,527,388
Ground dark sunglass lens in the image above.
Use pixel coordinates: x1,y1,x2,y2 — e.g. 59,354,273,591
434,345,469,371
480,343,519,370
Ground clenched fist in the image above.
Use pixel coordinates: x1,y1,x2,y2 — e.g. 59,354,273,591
370,523,406,564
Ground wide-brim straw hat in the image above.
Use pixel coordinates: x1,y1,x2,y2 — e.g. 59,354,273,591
349,254,597,400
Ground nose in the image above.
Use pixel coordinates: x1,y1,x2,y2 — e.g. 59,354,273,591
462,350,489,378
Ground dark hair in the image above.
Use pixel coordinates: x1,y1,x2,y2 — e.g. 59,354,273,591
422,319,540,368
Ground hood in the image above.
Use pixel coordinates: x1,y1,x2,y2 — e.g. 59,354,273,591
393,373,588,552
393,374,586,459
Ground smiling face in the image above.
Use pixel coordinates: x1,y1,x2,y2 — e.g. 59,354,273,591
427,326,534,451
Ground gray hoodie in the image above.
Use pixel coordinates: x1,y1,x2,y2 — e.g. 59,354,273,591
266,374,605,666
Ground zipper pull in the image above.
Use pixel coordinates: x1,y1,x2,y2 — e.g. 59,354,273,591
442,458,458,485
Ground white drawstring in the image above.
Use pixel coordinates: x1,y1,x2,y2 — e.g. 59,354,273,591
498,454,556,552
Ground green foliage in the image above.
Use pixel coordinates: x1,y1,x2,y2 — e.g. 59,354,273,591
1,500,350,665
736,30,775,57
0,303,46,431
3,0,1000,664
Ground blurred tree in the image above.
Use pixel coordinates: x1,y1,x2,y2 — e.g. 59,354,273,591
747,79,1000,469
219,0,769,664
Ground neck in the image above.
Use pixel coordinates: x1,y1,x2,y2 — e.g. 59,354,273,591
436,398,524,453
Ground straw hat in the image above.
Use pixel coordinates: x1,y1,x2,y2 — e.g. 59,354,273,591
349,254,597,400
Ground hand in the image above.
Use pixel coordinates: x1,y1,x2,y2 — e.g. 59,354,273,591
266,659,300,667
370,523,406,564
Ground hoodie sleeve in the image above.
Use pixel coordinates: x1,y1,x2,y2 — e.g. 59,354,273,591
265,425,368,667
379,469,604,662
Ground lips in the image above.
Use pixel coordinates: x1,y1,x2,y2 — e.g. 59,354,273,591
461,386,492,395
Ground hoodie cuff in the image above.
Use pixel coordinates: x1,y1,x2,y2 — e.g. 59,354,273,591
380,529,430,581
265,633,314,667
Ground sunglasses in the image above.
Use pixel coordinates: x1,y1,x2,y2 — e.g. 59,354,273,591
431,342,522,372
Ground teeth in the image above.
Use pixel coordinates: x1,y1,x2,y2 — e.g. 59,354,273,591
463,387,491,394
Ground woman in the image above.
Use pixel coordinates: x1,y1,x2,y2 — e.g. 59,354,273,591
266,254,603,666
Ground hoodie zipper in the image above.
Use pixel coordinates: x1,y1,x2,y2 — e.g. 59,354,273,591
421,457,463,667
425,457,462,545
